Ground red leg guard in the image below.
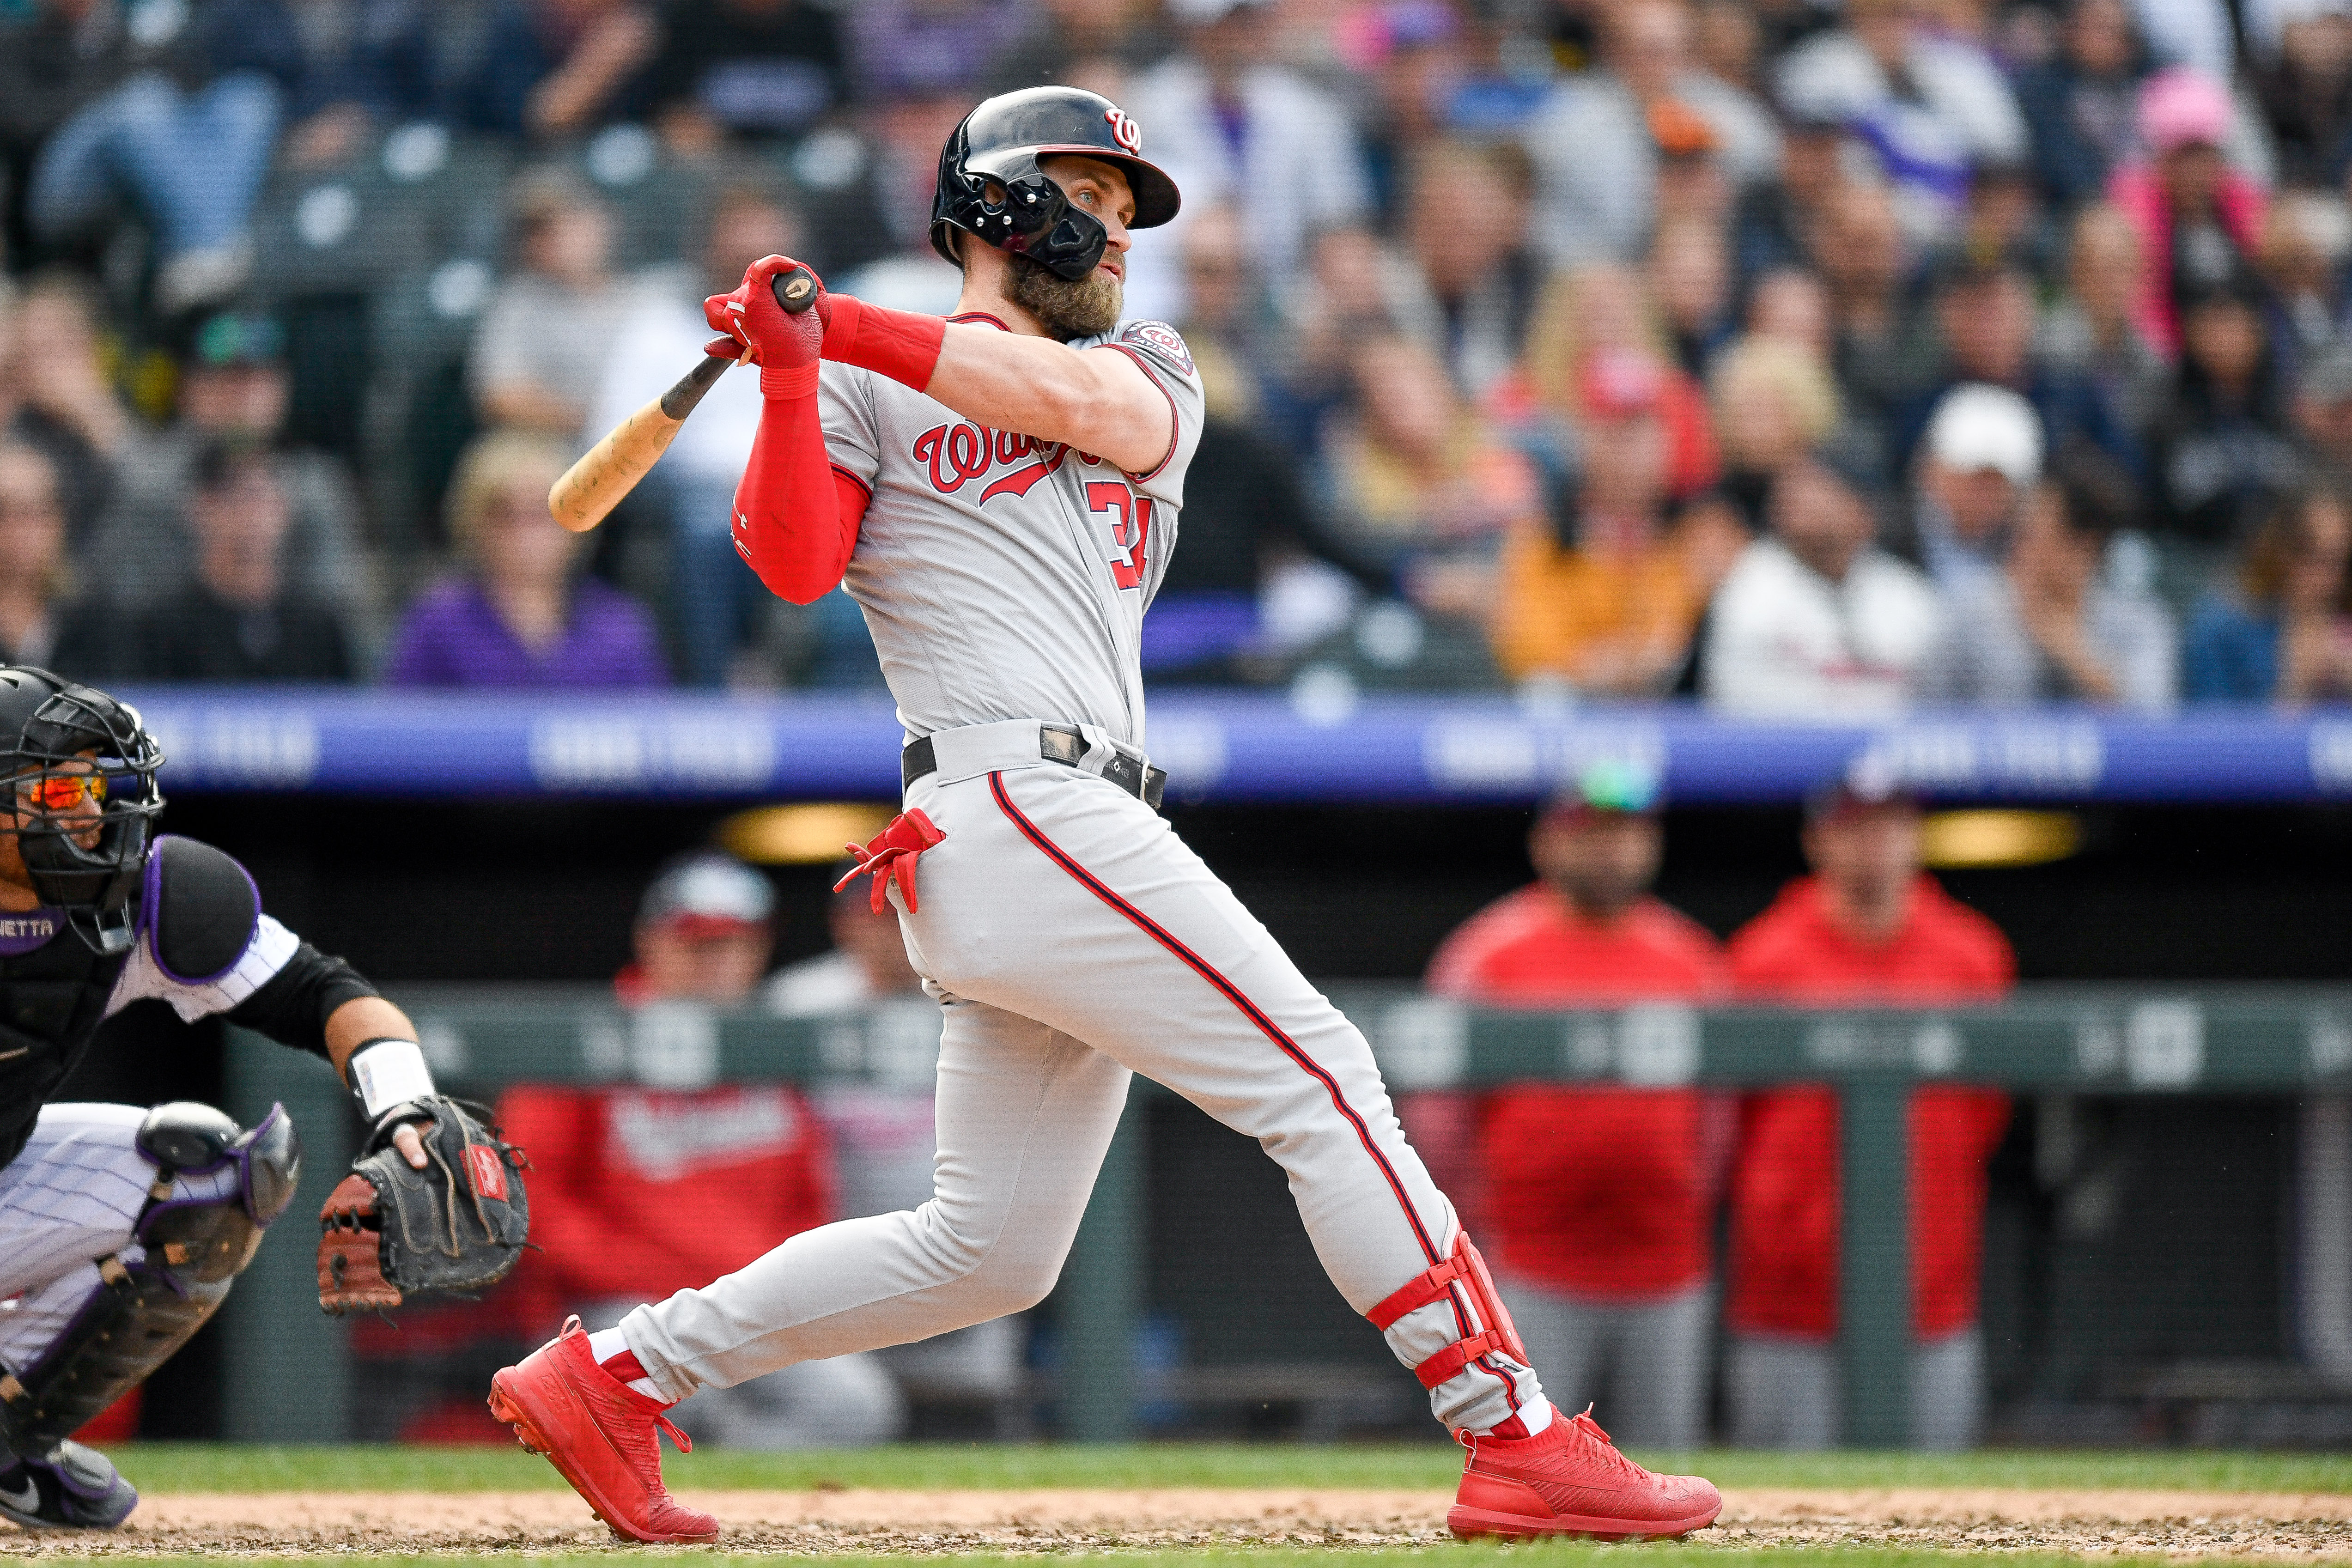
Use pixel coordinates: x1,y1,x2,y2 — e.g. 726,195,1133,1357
1367,1234,1530,1390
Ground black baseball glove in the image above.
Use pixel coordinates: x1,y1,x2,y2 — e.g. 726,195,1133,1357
317,1096,530,1313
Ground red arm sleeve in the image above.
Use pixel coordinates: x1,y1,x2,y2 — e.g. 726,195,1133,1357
729,392,869,606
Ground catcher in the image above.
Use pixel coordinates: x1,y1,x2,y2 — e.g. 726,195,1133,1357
0,666,526,1530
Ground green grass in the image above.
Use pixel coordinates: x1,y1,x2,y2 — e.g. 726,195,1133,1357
94,1443,2352,1496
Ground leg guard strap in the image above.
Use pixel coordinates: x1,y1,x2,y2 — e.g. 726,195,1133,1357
0,1252,234,1458
1367,1234,1531,1391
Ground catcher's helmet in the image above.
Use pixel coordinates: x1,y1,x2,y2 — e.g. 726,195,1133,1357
930,86,1182,282
0,667,164,953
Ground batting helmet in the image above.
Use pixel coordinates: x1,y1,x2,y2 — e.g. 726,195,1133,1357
930,87,1182,282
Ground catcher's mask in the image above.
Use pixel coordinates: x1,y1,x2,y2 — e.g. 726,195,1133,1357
930,86,1182,282
0,667,164,954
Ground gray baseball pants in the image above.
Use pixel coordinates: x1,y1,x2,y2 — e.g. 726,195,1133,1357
1725,1327,1984,1449
623,757,1542,1434
1500,1275,1713,1449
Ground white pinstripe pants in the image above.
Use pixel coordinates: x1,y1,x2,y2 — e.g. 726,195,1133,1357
625,764,1545,1434
0,1104,239,1376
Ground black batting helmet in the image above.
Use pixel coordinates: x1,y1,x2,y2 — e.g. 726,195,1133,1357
0,668,164,953
930,87,1182,282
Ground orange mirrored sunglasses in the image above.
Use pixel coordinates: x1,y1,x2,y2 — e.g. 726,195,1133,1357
17,772,107,812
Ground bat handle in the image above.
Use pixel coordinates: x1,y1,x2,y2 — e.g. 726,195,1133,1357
772,266,818,315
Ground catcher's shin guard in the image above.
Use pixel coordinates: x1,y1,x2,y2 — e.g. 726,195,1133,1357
1367,1233,1535,1398
0,1103,298,1461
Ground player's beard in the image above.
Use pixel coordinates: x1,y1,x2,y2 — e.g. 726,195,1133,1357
1003,252,1122,341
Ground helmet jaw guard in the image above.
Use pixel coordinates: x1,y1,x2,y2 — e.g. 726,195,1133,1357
931,87,1182,283
0,671,164,954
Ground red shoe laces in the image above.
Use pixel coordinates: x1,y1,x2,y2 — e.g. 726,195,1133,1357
1567,1406,1647,1481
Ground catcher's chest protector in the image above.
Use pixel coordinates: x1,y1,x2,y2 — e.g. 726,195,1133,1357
0,928,134,1169
0,836,263,1170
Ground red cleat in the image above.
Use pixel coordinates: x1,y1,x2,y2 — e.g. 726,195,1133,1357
486,1317,718,1544
1447,1407,1722,1541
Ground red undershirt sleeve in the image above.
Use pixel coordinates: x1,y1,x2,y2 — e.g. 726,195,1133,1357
729,388,865,605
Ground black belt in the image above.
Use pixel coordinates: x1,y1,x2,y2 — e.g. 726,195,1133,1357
902,725,1167,809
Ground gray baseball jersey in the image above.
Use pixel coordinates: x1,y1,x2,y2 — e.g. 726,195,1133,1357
819,313,1206,750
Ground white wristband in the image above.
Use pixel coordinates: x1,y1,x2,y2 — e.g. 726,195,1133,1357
349,1039,436,1118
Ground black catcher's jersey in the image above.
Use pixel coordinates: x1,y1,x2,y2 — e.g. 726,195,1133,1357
0,836,358,1170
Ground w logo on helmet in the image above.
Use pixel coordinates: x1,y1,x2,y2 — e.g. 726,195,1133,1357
1105,107,1143,154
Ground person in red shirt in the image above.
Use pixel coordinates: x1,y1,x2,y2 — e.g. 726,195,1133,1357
1723,775,2013,1449
1425,760,1731,1447
497,853,905,1447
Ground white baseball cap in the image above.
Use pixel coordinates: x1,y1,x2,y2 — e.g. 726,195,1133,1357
1925,383,2043,486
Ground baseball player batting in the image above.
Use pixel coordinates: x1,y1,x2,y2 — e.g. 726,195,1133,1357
0,668,510,1529
489,86,1722,1544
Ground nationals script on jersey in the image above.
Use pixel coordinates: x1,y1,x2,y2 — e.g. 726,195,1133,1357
819,314,1206,749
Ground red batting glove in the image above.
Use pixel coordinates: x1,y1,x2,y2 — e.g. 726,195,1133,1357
702,255,831,399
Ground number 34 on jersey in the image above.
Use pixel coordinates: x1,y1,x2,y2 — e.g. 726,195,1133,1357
910,419,1154,591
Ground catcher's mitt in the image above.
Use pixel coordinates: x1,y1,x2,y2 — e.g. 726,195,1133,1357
317,1095,529,1313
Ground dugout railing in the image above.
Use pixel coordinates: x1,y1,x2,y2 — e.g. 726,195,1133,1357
218,987,2352,1447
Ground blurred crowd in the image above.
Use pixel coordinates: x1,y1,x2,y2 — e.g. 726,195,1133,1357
7,0,2352,704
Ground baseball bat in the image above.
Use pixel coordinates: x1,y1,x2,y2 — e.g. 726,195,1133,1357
547,266,819,532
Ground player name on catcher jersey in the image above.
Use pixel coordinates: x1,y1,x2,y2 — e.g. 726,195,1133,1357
820,314,1206,751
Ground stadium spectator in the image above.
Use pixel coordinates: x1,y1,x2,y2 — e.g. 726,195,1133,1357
471,172,638,439
0,438,105,672
1520,0,1778,267
497,853,905,1448
121,438,354,682
91,310,365,615
2145,268,2303,546
1745,267,1836,364
583,182,801,687
1709,335,1843,534
1122,0,1371,325
2294,341,2352,473
2184,483,2352,699
1650,213,1736,377
1773,0,2028,236
0,0,280,312
1730,109,1847,287
1349,0,1471,225
1323,335,1544,623
2259,192,2352,377
1897,248,2133,478
456,0,659,142
2037,206,2170,441
1425,759,1730,1447
387,430,666,688
1899,383,2044,587
1491,349,1722,692
986,0,1173,98
7,275,129,541
1724,772,2014,1450
2015,0,2150,210
2251,0,2352,189
846,0,1026,112
1917,444,2180,709
1812,183,1941,434
1650,100,1741,237
214,0,440,172
637,0,850,153
1384,140,1543,400
1703,443,1944,716
767,868,1027,1416
2109,67,2269,360
1507,264,1721,505
1174,205,1271,413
